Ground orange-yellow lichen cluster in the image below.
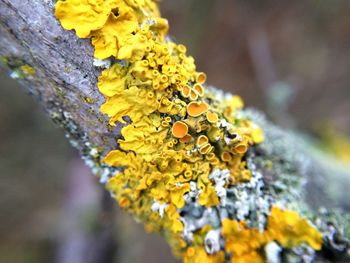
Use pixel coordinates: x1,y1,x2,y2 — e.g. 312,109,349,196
55,0,167,60
182,207,322,263
220,207,322,263
55,0,322,262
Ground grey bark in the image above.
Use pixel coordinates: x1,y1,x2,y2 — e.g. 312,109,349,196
0,0,122,157
1,0,349,262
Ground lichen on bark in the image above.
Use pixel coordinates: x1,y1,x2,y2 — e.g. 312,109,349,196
0,0,349,262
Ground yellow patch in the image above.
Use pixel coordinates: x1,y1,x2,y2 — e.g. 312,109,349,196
55,0,322,261
222,206,323,262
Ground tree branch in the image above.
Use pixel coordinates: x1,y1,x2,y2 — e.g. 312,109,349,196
0,0,122,157
1,0,349,262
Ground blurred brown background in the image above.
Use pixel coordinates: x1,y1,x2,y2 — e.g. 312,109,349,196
0,1,349,262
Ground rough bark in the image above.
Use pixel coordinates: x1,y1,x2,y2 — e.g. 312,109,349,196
1,0,349,262
0,0,123,157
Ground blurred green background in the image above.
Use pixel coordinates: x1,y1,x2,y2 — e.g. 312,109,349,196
1,1,350,262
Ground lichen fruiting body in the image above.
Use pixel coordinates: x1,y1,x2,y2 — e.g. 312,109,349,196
55,1,323,261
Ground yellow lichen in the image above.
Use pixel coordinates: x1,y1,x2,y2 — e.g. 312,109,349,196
55,0,115,38
196,135,209,147
206,111,218,124
184,246,225,263
222,219,266,263
20,65,35,76
172,121,189,139
267,206,323,250
55,1,323,262
187,101,209,117
222,206,323,263
195,72,207,84
198,183,219,207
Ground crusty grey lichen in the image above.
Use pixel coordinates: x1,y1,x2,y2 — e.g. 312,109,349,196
49,104,117,182
245,109,350,262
